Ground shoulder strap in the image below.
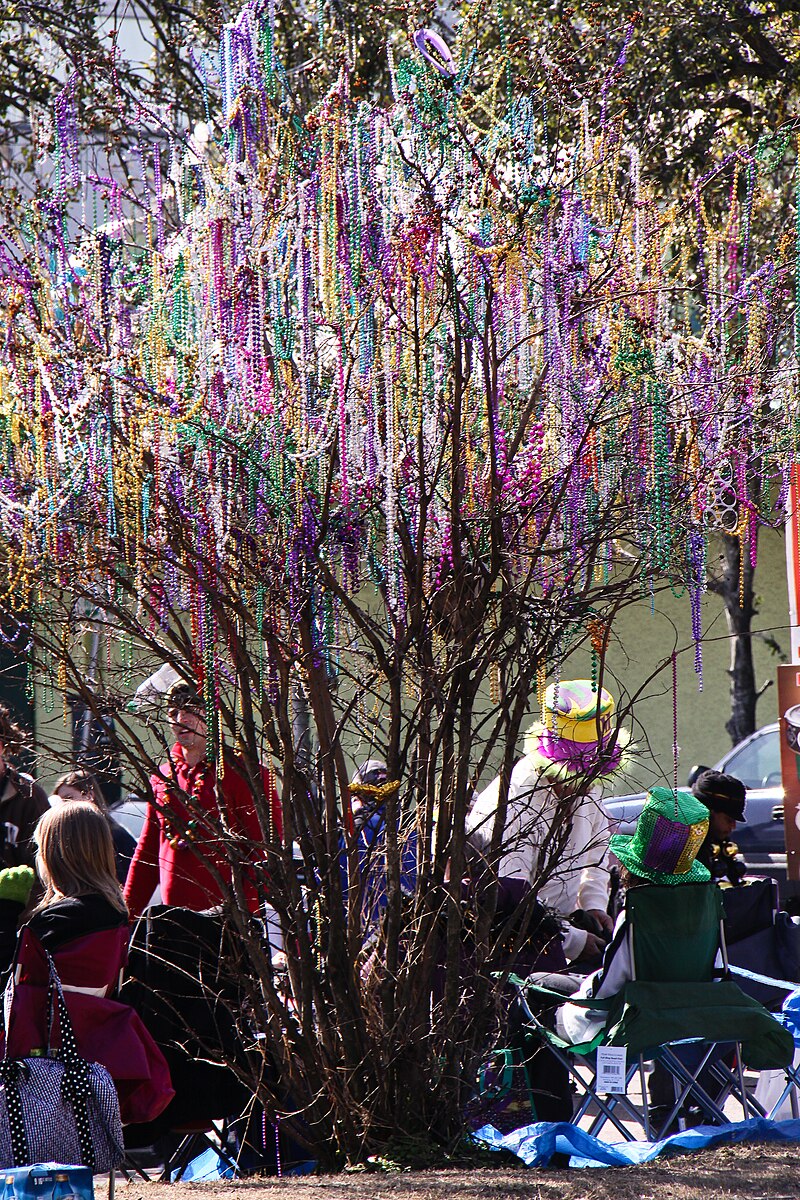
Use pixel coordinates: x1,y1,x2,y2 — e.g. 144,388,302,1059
44,952,81,1063
2,929,29,1053
44,952,97,1172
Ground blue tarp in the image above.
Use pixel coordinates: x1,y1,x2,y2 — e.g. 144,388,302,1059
473,1116,800,1168
175,1145,317,1181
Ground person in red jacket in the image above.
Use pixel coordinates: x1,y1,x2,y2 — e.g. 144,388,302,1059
124,682,282,919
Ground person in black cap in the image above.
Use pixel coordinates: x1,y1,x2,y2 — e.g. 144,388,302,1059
691,769,747,882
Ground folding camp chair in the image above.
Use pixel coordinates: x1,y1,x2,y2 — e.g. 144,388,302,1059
750,986,800,1120
511,883,795,1142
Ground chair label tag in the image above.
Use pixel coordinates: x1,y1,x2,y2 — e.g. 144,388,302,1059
596,1045,627,1093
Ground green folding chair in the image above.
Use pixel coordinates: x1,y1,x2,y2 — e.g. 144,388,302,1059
511,883,795,1141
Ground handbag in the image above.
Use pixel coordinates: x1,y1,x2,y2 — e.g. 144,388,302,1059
467,1048,537,1133
0,949,124,1174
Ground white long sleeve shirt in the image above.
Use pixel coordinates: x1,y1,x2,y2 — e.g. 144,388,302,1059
557,909,632,1044
466,755,612,961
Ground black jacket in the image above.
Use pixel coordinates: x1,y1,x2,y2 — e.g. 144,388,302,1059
0,770,49,870
0,893,128,977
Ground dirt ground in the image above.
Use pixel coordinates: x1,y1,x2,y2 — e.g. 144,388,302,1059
114,1143,800,1200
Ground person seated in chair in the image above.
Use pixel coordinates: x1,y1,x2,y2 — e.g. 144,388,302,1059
0,801,174,1126
120,902,254,1146
557,787,711,1046
691,770,747,885
692,771,795,1007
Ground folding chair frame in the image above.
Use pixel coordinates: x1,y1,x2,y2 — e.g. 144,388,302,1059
512,884,796,1141
161,1119,238,1182
514,988,761,1142
752,1058,800,1121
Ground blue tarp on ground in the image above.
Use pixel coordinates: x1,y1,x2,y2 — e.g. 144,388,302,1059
175,1145,317,1181
473,1116,800,1168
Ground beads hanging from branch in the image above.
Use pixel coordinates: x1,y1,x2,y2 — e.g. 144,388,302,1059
0,3,796,713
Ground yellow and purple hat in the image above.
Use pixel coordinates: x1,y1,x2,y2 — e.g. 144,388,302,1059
523,679,630,781
609,787,711,885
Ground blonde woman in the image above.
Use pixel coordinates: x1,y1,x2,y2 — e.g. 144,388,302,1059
50,770,136,885
0,802,173,1126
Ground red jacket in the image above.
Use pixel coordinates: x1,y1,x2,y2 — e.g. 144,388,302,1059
124,746,282,919
6,925,174,1126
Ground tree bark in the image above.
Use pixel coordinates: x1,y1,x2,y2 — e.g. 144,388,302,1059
709,530,758,747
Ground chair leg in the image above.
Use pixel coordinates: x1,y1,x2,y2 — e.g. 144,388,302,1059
583,1061,645,1139
658,1047,730,1125
734,1042,749,1123
163,1125,240,1183
592,1092,654,1140
108,1169,114,1200
706,1048,764,1121
161,1135,195,1183
552,1051,638,1141
758,1062,800,1120
761,1074,793,1120
639,1056,651,1140
116,1155,151,1183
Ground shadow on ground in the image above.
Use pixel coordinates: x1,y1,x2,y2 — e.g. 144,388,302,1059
117,1143,800,1200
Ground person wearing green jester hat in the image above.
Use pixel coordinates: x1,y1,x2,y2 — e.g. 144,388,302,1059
557,788,711,1046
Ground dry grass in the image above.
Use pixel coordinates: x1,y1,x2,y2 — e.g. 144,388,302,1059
115,1143,800,1200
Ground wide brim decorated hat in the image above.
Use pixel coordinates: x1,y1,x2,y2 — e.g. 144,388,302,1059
522,679,631,783
609,787,711,885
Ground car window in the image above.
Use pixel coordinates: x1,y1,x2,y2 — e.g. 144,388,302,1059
723,729,780,789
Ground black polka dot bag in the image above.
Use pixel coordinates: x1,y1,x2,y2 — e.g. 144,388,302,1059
0,951,124,1174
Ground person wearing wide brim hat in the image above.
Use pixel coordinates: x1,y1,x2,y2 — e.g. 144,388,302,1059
521,678,632,783
691,770,747,880
558,787,711,1047
466,680,631,965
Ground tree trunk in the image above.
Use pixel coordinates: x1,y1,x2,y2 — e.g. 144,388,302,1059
709,531,758,747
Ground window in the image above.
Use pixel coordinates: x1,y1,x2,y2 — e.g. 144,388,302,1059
723,729,781,790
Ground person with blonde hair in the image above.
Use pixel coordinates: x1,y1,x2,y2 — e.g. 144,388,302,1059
50,769,136,885
0,802,173,1126
32,800,129,922
0,802,129,972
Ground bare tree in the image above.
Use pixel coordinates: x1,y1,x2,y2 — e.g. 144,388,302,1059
0,5,796,1163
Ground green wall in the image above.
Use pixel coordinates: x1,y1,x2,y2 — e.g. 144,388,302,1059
28,528,793,800
601,527,790,796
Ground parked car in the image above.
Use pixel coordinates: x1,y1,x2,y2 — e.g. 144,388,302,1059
604,723,795,900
